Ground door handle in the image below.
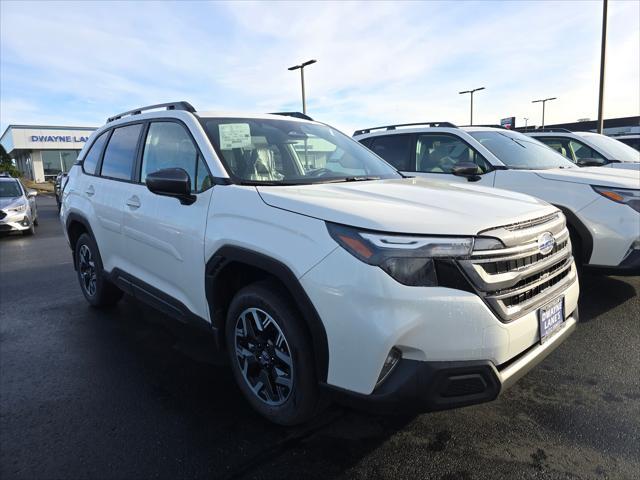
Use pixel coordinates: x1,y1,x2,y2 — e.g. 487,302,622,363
85,186,95,197
126,196,141,209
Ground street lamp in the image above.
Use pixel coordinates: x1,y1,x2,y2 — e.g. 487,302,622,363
597,0,608,134
532,97,557,129
458,87,485,125
524,117,530,131
288,59,317,115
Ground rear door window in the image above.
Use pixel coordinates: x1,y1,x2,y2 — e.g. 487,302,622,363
100,124,143,180
536,137,574,161
368,135,413,170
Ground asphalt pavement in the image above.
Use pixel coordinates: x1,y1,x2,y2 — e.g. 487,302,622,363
1,194,638,480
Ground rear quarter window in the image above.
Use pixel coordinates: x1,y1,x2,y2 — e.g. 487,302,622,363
82,131,110,175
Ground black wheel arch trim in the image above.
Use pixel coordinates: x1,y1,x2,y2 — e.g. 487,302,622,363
205,245,330,383
553,205,593,265
65,212,98,269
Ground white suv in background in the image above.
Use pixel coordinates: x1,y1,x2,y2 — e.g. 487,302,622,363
354,124,640,275
526,129,640,170
61,103,578,425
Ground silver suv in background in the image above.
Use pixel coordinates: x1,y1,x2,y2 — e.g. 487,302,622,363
0,174,39,235
526,129,640,170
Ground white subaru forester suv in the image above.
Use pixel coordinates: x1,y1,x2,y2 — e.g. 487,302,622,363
355,124,640,276
61,103,579,425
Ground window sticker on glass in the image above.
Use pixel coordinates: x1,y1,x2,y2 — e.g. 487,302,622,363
219,123,252,150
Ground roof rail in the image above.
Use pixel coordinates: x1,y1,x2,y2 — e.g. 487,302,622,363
107,101,196,123
530,127,572,133
269,112,314,121
353,122,457,136
461,124,509,129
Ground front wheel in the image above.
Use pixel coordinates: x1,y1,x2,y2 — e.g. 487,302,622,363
225,281,321,425
75,233,123,307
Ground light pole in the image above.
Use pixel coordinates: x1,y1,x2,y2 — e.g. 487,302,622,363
288,59,317,115
524,117,529,131
459,87,485,125
597,0,608,134
532,97,557,129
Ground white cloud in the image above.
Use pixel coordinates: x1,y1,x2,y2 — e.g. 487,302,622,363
1,0,638,134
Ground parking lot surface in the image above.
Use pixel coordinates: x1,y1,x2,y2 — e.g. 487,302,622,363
1,195,639,480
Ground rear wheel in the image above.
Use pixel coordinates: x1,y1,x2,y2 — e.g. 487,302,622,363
225,281,321,425
75,233,123,307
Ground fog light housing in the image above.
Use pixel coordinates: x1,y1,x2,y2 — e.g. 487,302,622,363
20,217,30,226
376,347,401,387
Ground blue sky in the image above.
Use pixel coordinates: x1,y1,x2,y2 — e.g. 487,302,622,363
1,0,638,135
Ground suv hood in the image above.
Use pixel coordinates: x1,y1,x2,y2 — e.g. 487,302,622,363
535,167,640,188
257,178,557,235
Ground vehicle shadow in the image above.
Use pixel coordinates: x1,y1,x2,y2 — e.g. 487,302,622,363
578,272,638,322
100,296,415,480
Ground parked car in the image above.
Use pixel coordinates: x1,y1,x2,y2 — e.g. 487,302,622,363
0,174,38,235
611,134,640,152
55,172,68,210
525,129,640,169
354,123,640,275
61,102,579,425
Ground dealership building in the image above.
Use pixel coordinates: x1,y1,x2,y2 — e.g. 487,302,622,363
0,125,97,182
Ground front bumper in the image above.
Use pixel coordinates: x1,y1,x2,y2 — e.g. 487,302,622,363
324,310,578,413
301,246,580,395
584,249,640,276
577,197,640,268
0,212,32,232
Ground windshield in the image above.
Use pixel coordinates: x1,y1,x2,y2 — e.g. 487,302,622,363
201,118,401,185
0,180,22,198
578,133,640,163
469,130,577,170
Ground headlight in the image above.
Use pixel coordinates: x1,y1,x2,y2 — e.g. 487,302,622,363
326,222,475,286
7,202,27,213
592,186,640,213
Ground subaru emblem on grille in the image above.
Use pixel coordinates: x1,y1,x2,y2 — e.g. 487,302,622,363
537,232,555,255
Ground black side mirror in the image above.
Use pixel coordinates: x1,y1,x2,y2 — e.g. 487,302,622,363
146,168,196,205
576,157,608,167
452,162,481,182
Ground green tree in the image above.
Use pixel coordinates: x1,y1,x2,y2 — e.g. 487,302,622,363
0,144,21,177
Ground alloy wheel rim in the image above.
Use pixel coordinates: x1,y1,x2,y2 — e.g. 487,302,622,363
78,244,97,297
234,307,294,406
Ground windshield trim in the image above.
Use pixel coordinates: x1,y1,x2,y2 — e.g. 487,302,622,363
198,117,403,186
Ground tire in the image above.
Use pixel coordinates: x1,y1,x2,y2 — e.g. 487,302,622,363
75,233,123,308
225,280,321,425
33,214,39,226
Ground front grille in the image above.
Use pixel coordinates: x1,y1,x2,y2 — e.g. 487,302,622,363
0,211,6,220
482,240,568,275
458,213,576,322
0,224,12,232
502,266,571,307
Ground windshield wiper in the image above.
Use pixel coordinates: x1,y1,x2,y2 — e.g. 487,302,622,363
318,176,382,183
